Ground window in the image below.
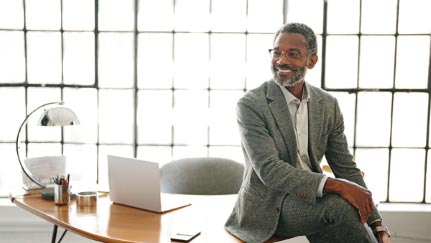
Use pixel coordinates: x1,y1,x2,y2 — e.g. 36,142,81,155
1,0,429,204
0,0,281,194
288,0,431,203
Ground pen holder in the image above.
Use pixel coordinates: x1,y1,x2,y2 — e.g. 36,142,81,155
54,184,70,205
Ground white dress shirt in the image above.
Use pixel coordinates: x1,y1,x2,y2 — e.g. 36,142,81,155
275,80,328,197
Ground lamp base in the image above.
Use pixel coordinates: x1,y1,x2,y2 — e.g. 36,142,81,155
41,187,55,200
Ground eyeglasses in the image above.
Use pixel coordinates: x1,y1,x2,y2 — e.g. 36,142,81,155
268,49,303,60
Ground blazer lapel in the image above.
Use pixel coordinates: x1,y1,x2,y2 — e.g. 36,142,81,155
267,81,299,165
307,84,324,173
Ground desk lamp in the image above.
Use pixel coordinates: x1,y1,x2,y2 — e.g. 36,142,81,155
15,101,80,189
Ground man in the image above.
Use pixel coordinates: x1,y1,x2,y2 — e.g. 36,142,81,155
225,22,391,243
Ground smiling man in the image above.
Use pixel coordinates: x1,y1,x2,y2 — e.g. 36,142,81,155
225,23,391,243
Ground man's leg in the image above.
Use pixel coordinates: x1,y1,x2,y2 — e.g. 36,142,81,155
275,193,375,243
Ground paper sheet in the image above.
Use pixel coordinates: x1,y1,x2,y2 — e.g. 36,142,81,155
22,155,66,190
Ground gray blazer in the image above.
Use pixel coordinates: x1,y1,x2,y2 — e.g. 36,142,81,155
225,80,381,243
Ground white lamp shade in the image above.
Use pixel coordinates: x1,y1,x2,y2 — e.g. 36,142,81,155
38,107,80,126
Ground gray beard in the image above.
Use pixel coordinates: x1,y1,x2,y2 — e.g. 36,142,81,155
278,68,307,87
279,77,303,87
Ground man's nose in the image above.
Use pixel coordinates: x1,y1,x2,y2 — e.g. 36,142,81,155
277,53,291,65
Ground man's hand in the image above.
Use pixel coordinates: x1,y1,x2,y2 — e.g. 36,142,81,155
323,177,374,224
375,231,391,243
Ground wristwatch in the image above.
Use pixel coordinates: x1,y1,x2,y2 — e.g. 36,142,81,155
372,226,391,238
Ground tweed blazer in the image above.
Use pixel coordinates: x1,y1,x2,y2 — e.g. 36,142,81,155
225,80,381,243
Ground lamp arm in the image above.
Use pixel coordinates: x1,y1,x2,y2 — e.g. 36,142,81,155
15,101,64,188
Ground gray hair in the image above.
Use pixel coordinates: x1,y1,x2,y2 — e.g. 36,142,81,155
273,23,318,56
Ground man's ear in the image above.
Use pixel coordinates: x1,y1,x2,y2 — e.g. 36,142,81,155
307,55,318,69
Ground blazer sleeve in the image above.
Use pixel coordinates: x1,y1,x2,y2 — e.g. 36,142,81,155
324,98,382,224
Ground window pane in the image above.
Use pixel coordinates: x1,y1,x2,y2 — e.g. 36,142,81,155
398,0,431,34
99,89,134,143
389,149,425,202
210,0,246,32
27,87,62,142
209,146,244,164
64,144,97,187
99,33,134,88
63,0,94,30
355,149,389,203
27,32,62,84
173,146,208,160
392,93,428,147
287,0,324,34
63,32,95,85
209,90,243,145
359,36,395,89
98,0,134,31
0,0,23,29
330,92,356,147
361,0,397,34
356,92,392,147
174,0,210,32
0,31,25,83
247,0,283,33
138,0,174,31
138,33,173,89
173,90,209,145
138,90,173,144
0,144,21,194
427,151,431,203
138,146,172,166
28,143,62,158
0,88,25,142
325,36,358,88
395,36,430,89
246,34,273,90
174,34,209,89
327,0,360,34
25,0,60,30
63,88,98,143
210,34,246,89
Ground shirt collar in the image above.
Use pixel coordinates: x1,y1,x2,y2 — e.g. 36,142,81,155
274,79,311,104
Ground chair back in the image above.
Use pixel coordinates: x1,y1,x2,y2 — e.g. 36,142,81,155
160,157,244,195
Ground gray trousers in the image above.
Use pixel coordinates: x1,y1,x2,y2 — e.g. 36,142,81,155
275,193,378,243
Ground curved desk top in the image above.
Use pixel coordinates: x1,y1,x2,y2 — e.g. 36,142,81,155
11,192,243,243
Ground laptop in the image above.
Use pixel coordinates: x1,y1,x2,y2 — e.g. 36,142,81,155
107,155,191,213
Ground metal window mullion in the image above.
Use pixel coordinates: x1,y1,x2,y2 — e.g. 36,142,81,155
423,35,431,203
95,0,100,184
352,0,363,157
133,0,139,158
386,0,402,203
320,0,328,89
60,0,65,156
207,31,212,156
22,0,29,159
170,0,176,159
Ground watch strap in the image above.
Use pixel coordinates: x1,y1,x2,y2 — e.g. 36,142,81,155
372,226,391,238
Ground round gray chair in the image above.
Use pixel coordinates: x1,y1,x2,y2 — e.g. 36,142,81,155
160,157,244,195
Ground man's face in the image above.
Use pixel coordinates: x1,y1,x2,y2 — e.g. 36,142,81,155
271,32,317,87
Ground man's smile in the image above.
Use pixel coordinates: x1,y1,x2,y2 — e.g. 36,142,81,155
276,65,297,75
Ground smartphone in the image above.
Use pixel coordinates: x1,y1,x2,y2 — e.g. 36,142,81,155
170,231,201,242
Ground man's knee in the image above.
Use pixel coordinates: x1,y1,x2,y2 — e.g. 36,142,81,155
322,194,360,224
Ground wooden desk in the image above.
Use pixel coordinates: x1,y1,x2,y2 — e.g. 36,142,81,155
10,192,244,243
